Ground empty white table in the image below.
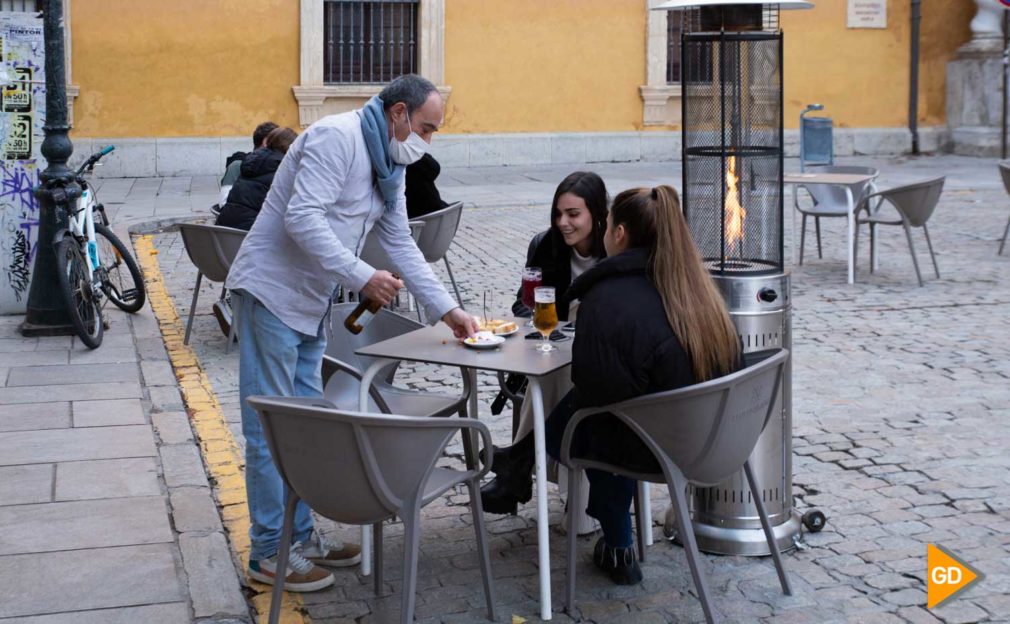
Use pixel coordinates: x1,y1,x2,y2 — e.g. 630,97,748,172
784,172,875,284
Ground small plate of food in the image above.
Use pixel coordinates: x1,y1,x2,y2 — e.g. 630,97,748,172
476,318,520,337
463,331,506,350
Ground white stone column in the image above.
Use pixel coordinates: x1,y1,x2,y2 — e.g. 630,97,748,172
946,0,1008,155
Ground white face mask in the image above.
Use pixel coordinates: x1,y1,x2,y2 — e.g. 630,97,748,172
389,111,429,165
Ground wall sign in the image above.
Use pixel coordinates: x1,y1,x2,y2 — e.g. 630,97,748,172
847,0,887,29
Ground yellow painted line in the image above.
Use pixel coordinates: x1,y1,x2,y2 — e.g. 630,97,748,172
135,234,307,624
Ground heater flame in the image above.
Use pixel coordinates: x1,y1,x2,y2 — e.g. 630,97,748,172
724,156,746,254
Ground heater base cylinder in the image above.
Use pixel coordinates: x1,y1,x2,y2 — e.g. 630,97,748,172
686,273,799,556
673,510,802,556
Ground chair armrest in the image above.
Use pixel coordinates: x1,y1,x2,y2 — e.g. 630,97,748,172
792,185,814,212
321,354,393,413
453,418,495,481
854,190,889,218
559,406,612,467
248,395,336,411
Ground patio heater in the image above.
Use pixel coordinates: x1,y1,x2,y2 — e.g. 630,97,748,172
655,0,821,556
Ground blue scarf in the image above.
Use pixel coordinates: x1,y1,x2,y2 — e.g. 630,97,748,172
359,95,404,212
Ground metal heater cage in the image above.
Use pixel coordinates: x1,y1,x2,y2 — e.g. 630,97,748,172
681,30,784,275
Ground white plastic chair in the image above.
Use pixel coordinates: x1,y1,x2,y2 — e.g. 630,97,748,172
793,165,879,264
560,349,791,624
178,223,246,352
247,396,496,624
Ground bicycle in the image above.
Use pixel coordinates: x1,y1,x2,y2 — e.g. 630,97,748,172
54,145,146,349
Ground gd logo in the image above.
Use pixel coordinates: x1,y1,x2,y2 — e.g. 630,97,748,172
926,544,984,609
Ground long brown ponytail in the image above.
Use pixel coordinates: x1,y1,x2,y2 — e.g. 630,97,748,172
609,185,740,381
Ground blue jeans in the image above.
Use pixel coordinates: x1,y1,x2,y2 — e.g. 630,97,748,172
546,391,636,549
233,290,326,561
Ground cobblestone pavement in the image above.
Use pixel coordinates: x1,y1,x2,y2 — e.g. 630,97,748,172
141,155,1010,623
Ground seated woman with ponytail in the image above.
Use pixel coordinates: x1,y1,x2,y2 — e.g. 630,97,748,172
542,185,742,585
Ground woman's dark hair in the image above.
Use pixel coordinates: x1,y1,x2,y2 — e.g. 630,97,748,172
265,127,297,154
549,171,609,259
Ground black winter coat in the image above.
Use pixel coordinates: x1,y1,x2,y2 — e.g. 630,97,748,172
405,153,449,219
564,247,697,471
511,229,603,322
216,148,284,231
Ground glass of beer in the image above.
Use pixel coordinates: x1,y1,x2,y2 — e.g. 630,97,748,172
521,267,542,326
533,286,558,353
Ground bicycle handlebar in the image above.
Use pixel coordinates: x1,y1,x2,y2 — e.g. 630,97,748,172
75,145,116,177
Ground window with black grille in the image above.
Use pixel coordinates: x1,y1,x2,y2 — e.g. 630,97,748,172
666,10,692,84
323,0,419,85
0,0,40,11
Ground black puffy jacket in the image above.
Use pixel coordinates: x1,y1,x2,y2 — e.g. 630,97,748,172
563,247,697,470
215,148,284,231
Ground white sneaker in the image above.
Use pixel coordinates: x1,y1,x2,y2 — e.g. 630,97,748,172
298,529,362,568
247,546,334,592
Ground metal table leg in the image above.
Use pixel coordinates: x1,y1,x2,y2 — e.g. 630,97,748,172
846,186,855,284
527,377,553,620
357,358,397,577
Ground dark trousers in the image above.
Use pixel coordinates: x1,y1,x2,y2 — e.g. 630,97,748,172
545,390,636,549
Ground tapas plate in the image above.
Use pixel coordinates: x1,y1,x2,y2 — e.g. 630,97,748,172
463,333,506,350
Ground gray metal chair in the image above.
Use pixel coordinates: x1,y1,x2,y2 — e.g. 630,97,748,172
351,220,424,311
793,165,879,264
854,177,945,287
178,223,246,351
410,201,465,308
560,349,791,624
323,302,477,466
997,162,1010,255
247,396,496,624
357,220,425,277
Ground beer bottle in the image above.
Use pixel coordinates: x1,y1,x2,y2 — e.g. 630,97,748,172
344,273,398,334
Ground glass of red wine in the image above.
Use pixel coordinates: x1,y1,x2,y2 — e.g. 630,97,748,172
521,267,542,326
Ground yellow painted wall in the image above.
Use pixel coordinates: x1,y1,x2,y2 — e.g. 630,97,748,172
70,0,300,138
442,0,646,133
920,0,973,126
780,0,969,129
67,0,972,137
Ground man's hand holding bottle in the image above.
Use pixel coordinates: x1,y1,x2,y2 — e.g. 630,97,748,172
354,269,477,339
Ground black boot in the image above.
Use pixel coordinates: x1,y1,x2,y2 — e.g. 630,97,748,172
592,537,643,585
479,434,535,515
478,445,512,476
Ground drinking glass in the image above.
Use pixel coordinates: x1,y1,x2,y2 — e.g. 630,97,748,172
533,286,558,353
521,267,542,326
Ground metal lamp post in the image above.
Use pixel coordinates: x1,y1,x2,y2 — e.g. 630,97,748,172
21,0,80,336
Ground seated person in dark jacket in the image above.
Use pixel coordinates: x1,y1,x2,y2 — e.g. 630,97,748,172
215,127,297,231
481,171,609,515
538,185,741,585
218,120,278,208
405,152,449,218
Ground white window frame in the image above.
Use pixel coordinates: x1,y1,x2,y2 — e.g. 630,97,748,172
293,0,450,127
640,0,682,127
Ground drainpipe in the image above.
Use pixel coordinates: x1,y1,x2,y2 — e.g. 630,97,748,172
909,0,921,154
1003,11,1009,159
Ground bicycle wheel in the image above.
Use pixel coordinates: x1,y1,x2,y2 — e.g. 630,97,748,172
95,223,146,312
55,235,103,349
